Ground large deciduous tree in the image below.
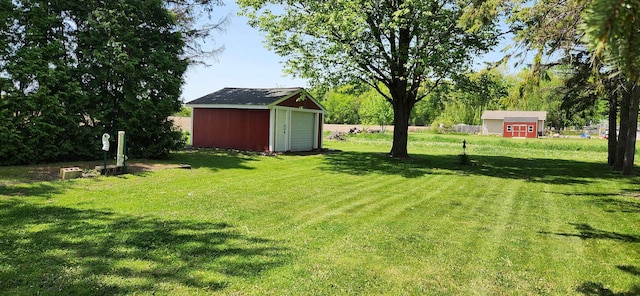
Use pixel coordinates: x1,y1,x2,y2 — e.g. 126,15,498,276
238,0,499,157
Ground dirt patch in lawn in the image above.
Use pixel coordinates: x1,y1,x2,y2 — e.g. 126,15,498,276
23,161,185,182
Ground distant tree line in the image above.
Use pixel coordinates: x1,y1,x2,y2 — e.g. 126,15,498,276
0,0,222,165
315,67,607,130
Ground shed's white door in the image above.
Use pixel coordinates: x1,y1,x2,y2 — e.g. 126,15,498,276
289,111,315,151
275,109,288,151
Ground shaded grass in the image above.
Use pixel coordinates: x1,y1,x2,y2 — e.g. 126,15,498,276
0,199,288,295
1,134,639,295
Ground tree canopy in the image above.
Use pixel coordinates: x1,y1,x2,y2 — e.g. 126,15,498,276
0,0,223,165
238,0,500,157
503,0,640,174
582,0,640,175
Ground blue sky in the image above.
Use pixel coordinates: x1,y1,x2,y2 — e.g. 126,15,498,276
181,1,512,103
181,2,305,103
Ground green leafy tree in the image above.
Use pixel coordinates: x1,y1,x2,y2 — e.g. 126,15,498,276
583,0,640,175
430,69,508,126
410,81,451,126
74,0,188,158
238,0,500,157
505,0,638,173
0,0,218,164
0,0,91,164
358,88,393,131
321,87,362,124
174,106,192,117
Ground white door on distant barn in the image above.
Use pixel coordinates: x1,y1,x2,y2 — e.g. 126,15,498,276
289,111,315,151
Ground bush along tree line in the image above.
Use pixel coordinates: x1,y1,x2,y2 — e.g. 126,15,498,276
0,0,223,165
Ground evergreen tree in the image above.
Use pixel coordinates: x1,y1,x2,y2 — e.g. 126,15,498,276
74,0,188,159
0,0,212,164
583,0,640,175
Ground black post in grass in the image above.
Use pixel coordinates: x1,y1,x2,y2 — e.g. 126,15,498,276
458,139,471,165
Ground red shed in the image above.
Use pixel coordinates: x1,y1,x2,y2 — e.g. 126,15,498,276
185,87,326,152
481,111,547,138
502,117,539,138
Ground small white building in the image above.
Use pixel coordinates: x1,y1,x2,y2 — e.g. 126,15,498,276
481,110,547,138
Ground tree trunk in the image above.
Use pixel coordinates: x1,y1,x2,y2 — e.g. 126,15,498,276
614,86,631,171
608,92,618,166
390,98,413,158
622,82,639,175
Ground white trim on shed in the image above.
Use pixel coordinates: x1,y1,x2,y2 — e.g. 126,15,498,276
187,87,325,152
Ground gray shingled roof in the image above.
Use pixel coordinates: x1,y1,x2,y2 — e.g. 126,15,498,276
481,110,547,120
186,87,303,106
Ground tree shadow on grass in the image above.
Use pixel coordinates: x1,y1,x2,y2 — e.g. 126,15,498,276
576,282,640,296
0,199,288,295
617,265,640,276
319,151,441,178
0,182,69,198
544,192,640,213
166,149,259,172
539,223,639,243
320,151,620,184
591,198,640,213
1,149,259,199
575,265,640,295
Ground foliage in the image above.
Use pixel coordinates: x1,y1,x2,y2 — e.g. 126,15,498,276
583,0,640,82
319,86,362,124
0,0,94,164
410,82,451,126
165,0,227,63
582,0,640,175
320,66,606,130
0,134,638,294
506,0,640,174
357,88,393,131
0,0,219,164
435,69,509,125
75,0,188,159
174,106,192,117
556,54,610,128
238,0,500,157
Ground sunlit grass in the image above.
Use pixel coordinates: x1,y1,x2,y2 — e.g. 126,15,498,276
0,133,639,295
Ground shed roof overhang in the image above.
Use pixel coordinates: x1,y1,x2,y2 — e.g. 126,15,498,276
186,87,326,113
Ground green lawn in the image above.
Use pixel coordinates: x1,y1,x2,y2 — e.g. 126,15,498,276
1,133,639,295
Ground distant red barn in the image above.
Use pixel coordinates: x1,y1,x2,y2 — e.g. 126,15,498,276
481,111,547,138
185,88,326,152
502,117,539,138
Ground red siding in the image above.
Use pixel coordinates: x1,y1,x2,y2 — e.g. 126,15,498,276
503,121,538,138
277,93,323,110
192,108,270,151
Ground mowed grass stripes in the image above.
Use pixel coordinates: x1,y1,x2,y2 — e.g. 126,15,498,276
0,133,638,295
